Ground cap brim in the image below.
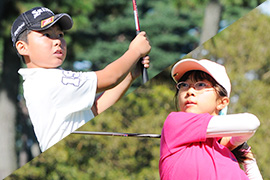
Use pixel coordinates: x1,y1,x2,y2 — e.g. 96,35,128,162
54,13,73,30
171,59,211,83
30,13,73,31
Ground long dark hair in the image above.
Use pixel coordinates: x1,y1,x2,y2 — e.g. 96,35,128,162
173,70,250,164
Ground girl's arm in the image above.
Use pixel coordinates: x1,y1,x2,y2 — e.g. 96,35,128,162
206,113,262,179
243,151,263,180
206,113,260,147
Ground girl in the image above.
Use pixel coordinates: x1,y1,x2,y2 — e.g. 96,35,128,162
159,58,262,180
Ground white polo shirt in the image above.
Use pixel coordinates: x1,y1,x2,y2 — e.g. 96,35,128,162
18,68,97,152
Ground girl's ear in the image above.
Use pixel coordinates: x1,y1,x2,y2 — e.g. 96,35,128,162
217,97,230,111
16,40,29,56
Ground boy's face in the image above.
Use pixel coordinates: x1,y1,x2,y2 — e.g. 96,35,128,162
178,79,223,115
21,24,67,68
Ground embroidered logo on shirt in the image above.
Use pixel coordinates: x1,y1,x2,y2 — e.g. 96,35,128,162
62,71,81,87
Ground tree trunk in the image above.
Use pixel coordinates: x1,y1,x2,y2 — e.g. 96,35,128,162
192,0,222,59
0,36,21,179
200,0,222,45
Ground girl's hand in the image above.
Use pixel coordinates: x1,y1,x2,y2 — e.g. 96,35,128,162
219,137,237,151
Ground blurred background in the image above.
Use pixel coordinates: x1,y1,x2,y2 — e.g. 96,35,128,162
0,0,268,179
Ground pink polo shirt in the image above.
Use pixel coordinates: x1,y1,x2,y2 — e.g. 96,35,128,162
159,112,249,180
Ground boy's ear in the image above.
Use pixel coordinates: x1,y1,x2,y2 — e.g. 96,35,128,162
217,97,230,111
16,40,29,56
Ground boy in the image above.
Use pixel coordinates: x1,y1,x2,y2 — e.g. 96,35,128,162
11,7,151,152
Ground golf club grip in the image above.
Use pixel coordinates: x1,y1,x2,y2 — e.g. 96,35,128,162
142,65,149,83
136,30,149,83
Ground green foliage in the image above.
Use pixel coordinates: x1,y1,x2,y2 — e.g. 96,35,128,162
1,0,263,77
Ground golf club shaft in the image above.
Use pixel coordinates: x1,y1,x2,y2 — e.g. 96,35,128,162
72,131,161,138
132,0,149,83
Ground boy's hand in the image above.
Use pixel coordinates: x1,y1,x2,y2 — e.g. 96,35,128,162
129,31,151,58
131,55,150,79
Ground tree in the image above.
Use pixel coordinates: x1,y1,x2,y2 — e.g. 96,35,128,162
0,1,21,178
200,0,222,45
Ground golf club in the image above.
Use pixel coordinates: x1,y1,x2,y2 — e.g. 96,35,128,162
72,131,161,138
132,0,149,83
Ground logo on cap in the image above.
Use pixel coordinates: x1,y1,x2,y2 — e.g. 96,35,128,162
14,22,25,37
41,16,54,28
32,7,53,19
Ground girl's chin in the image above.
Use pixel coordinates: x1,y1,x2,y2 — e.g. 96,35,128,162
183,109,199,114
182,109,218,115
182,108,203,114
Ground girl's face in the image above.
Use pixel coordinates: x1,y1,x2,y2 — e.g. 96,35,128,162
177,78,224,115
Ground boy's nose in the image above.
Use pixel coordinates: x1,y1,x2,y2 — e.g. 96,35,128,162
53,38,61,46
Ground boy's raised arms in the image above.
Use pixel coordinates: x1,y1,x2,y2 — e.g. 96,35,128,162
95,31,151,93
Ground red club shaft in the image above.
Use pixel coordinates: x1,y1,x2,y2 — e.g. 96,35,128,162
132,0,141,34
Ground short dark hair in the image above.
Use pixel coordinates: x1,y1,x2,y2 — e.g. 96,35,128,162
15,29,32,63
17,29,31,44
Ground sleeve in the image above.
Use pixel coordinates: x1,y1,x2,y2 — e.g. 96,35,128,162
207,113,260,146
50,69,97,114
244,158,263,180
162,112,212,152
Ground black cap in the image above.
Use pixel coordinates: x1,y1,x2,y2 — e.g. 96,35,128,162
11,7,73,46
